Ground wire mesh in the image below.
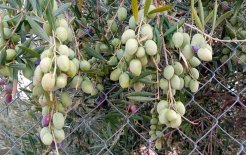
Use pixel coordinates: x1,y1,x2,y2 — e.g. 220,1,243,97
0,0,246,155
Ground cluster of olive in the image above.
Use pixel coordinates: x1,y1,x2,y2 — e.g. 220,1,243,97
109,24,159,88
109,5,158,91
34,16,104,145
157,100,185,128
40,112,65,145
149,108,163,141
148,100,185,150
31,16,73,146
155,32,213,131
35,10,107,145
0,13,21,77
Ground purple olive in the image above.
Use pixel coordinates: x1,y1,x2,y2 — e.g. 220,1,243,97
51,141,62,148
84,27,95,37
35,59,41,67
96,93,108,109
128,104,138,113
0,79,6,85
5,94,12,104
192,45,200,53
5,84,13,93
221,1,229,11
42,114,51,127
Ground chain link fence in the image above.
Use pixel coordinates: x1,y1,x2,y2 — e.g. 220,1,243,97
0,0,246,154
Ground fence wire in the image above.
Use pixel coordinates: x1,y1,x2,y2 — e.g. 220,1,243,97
0,0,246,155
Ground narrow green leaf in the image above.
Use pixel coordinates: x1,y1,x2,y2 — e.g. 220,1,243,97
28,135,37,155
18,46,40,58
9,0,22,8
198,0,204,28
193,9,203,31
233,0,243,16
154,26,161,50
53,3,72,17
33,46,45,54
0,4,17,10
191,0,203,31
29,0,37,13
127,96,156,102
204,10,214,25
78,0,83,12
11,148,25,155
225,22,236,38
3,14,21,24
163,19,185,37
139,78,156,84
126,91,155,97
214,11,233,29
8,0,18,8
131,70,155,83
144,0,152,16
26,16,50,42
9,63,25,70
0,20,6,47
46,2,56,31
83,46,107,61
211,0,218,33
148,5,172,15
163,16,171,29
175,3,189,11
12,68,18,80
15,39,32,57
131,0,138,23
0,49,6,65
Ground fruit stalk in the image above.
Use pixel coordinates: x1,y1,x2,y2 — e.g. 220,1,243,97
0,13,6,48
52,32,57,78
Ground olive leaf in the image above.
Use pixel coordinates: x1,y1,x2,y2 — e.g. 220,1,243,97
78,0,83,12
83,45,107,62
148,5,172,15
9,63,26,70
127,96,156,102
0,49,7,65
211,0,218,34
0,4,17,10
18,46,40,58
53,3,72,17
143,0,152,16
131,0,138,22
198,0,204,28
204,10,214,25
46,1,56,31
214,11,233,29
126,91,155,97
191,0,203,31
26,16,50,42
131,70,155,83
163,19,185,37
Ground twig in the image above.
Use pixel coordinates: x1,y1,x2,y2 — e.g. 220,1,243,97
51,130,60,155
52,33,57,77
181,114,198,125
137,17,145,43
